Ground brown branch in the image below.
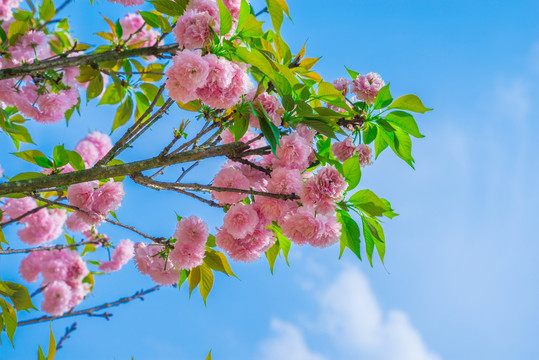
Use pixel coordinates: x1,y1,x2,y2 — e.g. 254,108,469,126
0,204,48,228
131,173,299,201
95,87,169,166
18,286,161,326
56,322,77,351
0,238,108,255
0,44,179,81
0,142,258,196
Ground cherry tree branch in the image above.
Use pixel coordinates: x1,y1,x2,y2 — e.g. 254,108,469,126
130,173,299,201
0,238,108,255
18,286,161,326
0,44,179,81
0,142,261,196
56,322,77,351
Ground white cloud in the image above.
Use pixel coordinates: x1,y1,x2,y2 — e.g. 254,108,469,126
316,266,442,360
257,266,441,360
257,319,328,360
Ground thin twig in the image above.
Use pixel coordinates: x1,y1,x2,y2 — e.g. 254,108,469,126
0,239,108,255
176,161,200,183
56,322,77,350
131,173,299,201
18,286,161,326
0,205,48,228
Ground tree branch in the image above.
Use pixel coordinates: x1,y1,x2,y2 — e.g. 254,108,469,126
0,238,108,255
56,322,77,351
0,142,260,196
18,286,161,326
130,173,299,201
0,44,179,81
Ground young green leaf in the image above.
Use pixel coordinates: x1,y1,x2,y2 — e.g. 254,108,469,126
388,94,432,113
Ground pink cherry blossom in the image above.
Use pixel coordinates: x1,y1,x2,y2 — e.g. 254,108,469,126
211,166,250,204
309,214,341,248
169,216,208,270
266,168,302,195
332,137,357,162
296,124,316,143
272,133,314,171
222,203,259,239
357,144,373,167
92,181,125,215
134,243,181,286
351,72,385,104
216,226,275,263
174,9,215,50
18,208,67,245
333,78,351,96
75,132,112,167
107,0,144,6
173,216,209,246
41,281,72,316
2,197,37,221
280,207,323,245
19,252,43,282
0,0,21,21
253,196,287,222
99,239,135,272
67,181,99,212
186,0,220,20
250,92,284,128
66,213,92,233
165,50,210,103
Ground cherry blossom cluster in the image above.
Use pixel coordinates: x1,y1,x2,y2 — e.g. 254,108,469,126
134,216,208,285
165,49,252,109
120,13,160,48
2,197,66,245
332,137,373,167
99,239,135,272
0,0,21,21
0,22,83,123
19,249,90,316
174,0,242,50
206,123,346,263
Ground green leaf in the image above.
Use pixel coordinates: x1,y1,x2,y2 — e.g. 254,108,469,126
217,0,233,35
342,156,361,191
238,14,264,37
178,269,188,290
236,0,250,31
139,11,160,28
384,111,424,138
205,350,212,360
188,266,200,298
256,104,280,155
265,241,279,274
299,119,336,139
203,249,237,277
337,211,361,260
149,0,185,16
39,0,56,22
267,0,284,33
11,150,47,165
349,189,390,217
38,346,47,360
362,216,385,265
115,20,123,40
47,324,56,360
374,127,388,158
0,298,17,346
140,63,165,82
99,84,125,105
373,83,392,110
235,47,274,79
34,156,54,169
231,112,249,143
86,73,104,102
66,150,85,171
388,94,432,114
199,264,214,305
112,96,134,133
53,145,70,168
275,231,291,265
8,20,29,45
362,122,378,144
345,66,359,79
4,123,35,145
0,281,35,311
9,172,45,182
140,83,164,106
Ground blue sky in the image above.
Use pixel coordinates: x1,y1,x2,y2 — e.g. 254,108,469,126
1,0,538,359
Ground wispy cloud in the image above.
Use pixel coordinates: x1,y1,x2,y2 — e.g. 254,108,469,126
257,266,441,360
